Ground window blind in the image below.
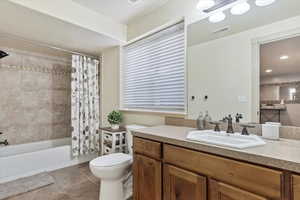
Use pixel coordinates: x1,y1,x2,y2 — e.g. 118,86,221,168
122,22,185,113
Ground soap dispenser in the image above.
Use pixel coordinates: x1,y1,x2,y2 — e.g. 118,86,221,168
204,111,212,129
196,112,205,130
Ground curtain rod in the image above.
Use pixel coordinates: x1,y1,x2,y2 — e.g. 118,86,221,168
0,32,99,60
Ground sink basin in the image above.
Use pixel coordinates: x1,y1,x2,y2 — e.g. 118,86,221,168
186,130,266,149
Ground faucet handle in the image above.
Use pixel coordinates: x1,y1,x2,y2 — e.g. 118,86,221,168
3,139,8,145
209,121,221,132
239,124,256,136
235,113,243,123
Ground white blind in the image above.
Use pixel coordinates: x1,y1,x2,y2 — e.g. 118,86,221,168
122,22,185,113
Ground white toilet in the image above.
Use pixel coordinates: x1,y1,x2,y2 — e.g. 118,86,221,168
90,125,146,200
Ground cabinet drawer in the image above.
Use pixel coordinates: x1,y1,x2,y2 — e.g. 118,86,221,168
292,174,300,200
164,144,282,200
133,137,161,159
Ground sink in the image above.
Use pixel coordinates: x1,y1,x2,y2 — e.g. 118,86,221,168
186,130,266,149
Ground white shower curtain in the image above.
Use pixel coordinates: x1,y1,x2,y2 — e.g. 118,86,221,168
71,55,100,157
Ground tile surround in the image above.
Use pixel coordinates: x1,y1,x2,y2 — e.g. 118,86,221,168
0,47,72,145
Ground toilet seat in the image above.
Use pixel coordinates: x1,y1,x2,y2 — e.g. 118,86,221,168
90,153,132,167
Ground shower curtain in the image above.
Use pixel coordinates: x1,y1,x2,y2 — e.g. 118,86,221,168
71,55,100,157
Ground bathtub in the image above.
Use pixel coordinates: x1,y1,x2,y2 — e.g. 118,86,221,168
0,138,97,183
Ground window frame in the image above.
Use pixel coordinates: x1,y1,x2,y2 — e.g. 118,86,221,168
119,18,187,115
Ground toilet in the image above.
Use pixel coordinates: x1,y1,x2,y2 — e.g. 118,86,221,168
90,125,146,200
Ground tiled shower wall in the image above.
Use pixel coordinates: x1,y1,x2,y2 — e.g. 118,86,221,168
0,47,72,145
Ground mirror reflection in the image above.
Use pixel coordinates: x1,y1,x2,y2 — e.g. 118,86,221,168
260,36,300,126
187,0,300,128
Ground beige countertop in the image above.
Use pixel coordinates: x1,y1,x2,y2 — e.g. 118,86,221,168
133,125,300,173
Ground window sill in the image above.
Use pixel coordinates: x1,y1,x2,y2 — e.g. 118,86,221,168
119,108,186,117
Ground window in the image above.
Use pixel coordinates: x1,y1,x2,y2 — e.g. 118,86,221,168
121,21,186,113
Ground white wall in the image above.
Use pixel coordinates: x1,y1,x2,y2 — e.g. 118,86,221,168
188,35,252,121
101,47,120,126
187,15,300,122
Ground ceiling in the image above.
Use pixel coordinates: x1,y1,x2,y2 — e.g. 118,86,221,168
0,1,121,56
188,0,300,47
73,0,169,24
260,36,300,77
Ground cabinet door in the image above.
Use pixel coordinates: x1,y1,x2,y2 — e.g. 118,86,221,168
209,179,268,200
164,164,207,200
292,174,300,200
133,154,162,200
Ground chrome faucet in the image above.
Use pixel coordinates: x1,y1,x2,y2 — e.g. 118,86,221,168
0,132,9,146
223,115,234,134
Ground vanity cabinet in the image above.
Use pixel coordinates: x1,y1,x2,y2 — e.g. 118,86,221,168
164,144,282,200
132,137,296,200
164,164,206,200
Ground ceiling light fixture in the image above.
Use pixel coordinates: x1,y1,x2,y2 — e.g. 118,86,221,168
280,55,289,60
201,0,277,24
265,69,273,73
209,11,226,23
128,0,141,5
197,0,215,10
255,0,276,7
230,2,250,15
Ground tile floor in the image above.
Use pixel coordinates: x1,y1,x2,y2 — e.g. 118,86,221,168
6,163,100,200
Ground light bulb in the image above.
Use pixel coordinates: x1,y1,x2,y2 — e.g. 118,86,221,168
230,2,250,15
209,11,226,23
197,0,215,10
265,69,273,73
280,55,289,60
255,0,276,7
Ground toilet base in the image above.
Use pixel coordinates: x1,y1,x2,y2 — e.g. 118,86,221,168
100,179,124,200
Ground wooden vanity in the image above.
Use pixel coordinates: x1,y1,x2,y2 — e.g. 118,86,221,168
132,130,300,200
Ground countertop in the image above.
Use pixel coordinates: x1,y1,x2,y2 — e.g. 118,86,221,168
133,125,300,173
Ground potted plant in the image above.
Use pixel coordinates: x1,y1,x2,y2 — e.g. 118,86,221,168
107,110,123,130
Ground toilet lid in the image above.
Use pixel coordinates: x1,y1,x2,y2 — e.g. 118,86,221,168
90,153,132,167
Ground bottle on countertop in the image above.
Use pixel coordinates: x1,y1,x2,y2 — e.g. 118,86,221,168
204,111,212,129
196,112,205,130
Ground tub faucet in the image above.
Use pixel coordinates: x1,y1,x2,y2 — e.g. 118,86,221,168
0,132,9,146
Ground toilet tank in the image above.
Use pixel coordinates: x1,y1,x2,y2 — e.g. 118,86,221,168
126,125,147,155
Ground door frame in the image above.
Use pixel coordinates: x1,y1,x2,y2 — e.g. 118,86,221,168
251,27,300,123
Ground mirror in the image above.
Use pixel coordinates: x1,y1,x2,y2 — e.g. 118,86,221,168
186,0,300,127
